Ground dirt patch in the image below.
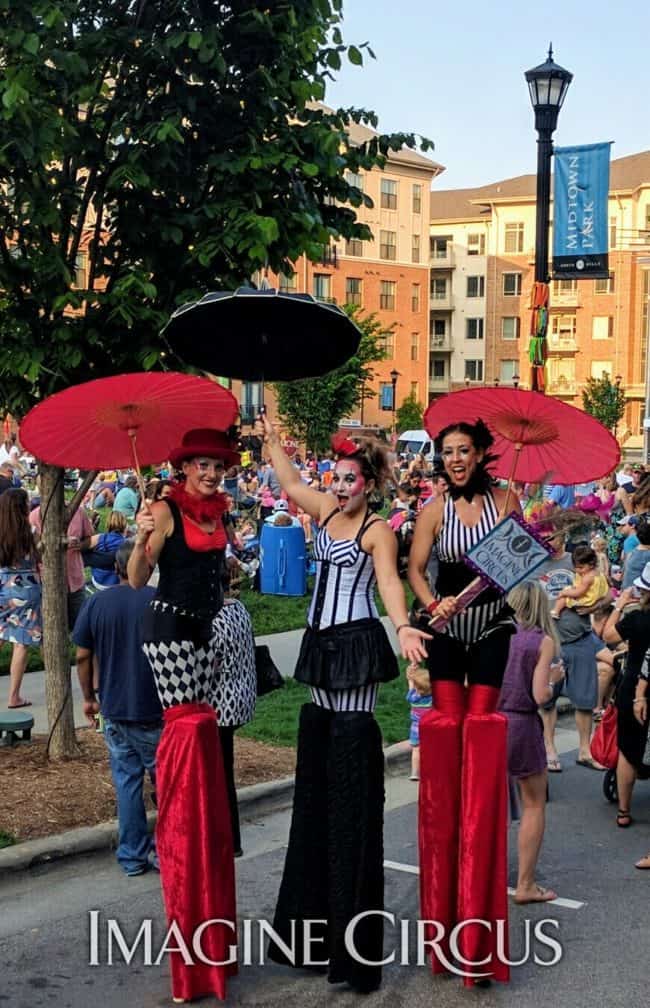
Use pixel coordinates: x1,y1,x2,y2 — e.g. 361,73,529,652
0,729,296,845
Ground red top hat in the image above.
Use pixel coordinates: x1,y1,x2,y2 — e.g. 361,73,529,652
169,429,240,469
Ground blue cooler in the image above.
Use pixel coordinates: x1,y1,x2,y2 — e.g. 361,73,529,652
260,524,307,596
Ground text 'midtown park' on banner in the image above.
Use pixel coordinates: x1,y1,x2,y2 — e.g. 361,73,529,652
552,142,612,279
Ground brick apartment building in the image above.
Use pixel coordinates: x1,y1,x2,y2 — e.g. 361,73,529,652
232,119,443,435
429,150,650,460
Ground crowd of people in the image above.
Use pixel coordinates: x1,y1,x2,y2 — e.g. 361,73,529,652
3,422,650,995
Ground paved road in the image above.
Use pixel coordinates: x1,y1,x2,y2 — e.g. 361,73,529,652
2,721,649,1007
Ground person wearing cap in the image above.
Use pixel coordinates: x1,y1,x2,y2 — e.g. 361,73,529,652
128,428,239,1003
602,562,650,832
619,514,640,565
264,498,300,527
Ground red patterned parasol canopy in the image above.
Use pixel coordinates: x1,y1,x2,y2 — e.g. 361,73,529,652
20,372,239,470
424,387,620,485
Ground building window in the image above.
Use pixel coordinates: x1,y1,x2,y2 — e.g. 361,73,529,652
279,271,296,292
502,317,520,340
431,277,447,300
380,383,394,410
500,359,518,383
430,235,452,259
313,274,331,302
381,330,395,358
380,178,398,210
431,358,446,380
74,252,87,289
504,222,524,254
642,270,650,385
550,314,577,342
465,359,484,382
431,318,446,339
412,234,421,263
592,316,613,340
345,237,364,257
467,233,486,256
411,332,419,361
548,358,576,389
345,277,362,307
467,275,485,298
380,230,397,260
412,184,422,214
380,280,396,310
503,272,522,296
411,381,419,399
609,216,617,250
344,170,364,191
241,381,263,425
591,361,613,379
411,283,420,312
467,318,484,340
595,273,615,294
645,205,650,232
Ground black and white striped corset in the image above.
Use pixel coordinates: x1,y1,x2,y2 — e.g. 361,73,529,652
307,521,379,630
435,490,505,644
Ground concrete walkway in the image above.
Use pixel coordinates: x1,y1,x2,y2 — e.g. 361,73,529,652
1,619,400,733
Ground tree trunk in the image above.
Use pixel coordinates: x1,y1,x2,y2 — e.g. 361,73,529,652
39,463,78,759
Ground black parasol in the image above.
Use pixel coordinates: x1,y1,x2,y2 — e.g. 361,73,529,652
161,287,362,381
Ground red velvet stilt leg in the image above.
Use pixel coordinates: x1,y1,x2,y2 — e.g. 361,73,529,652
418,680,466,974
458,685,509,985
156,703,237,1002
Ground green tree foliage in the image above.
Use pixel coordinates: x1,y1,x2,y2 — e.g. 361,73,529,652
273,307,391,451
582,374,626,432
0,1,432,757
395,392,424,432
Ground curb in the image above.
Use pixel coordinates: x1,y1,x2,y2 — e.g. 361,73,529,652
0,741,412,877
0,702,577,877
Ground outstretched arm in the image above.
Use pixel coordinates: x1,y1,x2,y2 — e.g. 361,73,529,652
260,414,335,522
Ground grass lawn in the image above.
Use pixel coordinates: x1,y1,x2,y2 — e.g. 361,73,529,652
240,658,411,749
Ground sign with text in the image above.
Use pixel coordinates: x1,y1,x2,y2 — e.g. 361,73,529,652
553,142,612,279
464,512,552,594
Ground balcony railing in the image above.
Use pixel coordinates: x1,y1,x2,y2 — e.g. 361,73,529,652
429,376,450,390
430,333,452,351
430,293,454,310
430,248,455,268
550,290,580,307
547,337,578,352
547,380,577,396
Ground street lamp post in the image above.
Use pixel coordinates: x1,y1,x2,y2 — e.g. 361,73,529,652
513,373,520,390
525,47,573,391
390,368,400,435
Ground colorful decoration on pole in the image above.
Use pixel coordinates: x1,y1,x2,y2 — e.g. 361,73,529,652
552,142,612,279
528,281,549,392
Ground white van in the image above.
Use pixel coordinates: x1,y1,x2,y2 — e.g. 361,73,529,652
395,429,435,462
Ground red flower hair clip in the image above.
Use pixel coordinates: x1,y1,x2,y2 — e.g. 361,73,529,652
331,432,359,457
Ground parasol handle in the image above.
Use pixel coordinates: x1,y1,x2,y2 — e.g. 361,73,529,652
127,430,149,508
500,441,523,518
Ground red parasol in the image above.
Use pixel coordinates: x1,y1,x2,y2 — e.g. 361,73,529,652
20,372,239,484
424,387,620,486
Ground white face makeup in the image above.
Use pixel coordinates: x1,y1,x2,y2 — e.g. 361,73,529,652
331,460,367,513
182,456,225,495
440,432,484,488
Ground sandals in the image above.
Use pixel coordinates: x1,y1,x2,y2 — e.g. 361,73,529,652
617,809,633,828
547,757,562,773
635,854,650,870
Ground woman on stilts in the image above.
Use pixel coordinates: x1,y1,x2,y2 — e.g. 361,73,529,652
408,419,518,986
261,416,429,994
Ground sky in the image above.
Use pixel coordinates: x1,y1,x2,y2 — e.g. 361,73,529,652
325,0,650,190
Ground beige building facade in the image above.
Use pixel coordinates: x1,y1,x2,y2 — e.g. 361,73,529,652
429,151,650,459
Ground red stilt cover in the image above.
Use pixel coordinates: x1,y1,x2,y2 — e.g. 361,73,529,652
156,702,237,1001
418,681,466,974
458,685,509,985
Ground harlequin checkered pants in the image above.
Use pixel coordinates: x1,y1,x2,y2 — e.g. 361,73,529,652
143,639,217,709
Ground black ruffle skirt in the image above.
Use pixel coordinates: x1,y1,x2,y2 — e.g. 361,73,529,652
295,617,399,690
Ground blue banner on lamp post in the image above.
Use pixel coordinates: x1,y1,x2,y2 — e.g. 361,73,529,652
552,142,612,279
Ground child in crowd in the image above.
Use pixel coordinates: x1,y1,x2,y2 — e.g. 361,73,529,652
551,545,609,619
591,534,610,581
498,580,565,903
405,663,432,781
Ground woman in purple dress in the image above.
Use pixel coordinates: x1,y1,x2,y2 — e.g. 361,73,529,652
498,581,565,904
